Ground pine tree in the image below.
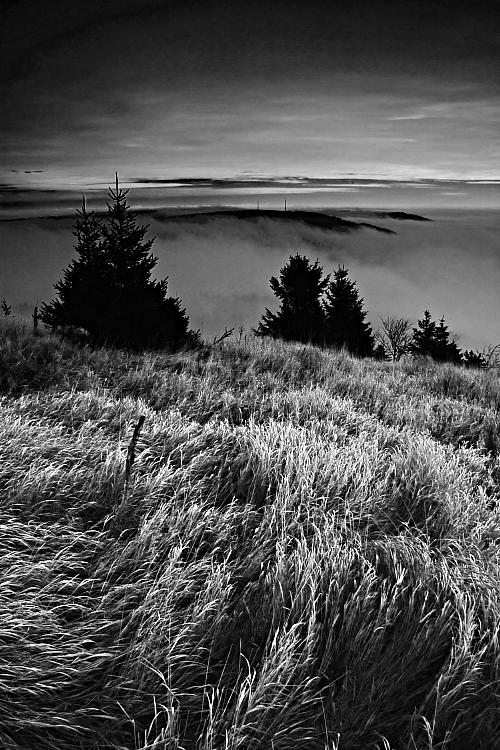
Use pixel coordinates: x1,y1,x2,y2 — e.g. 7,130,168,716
1,299,12,316
41,176,190,349
410,310,436,357
100,175,158,291
323,266,374,355
254,254,329,343
433,317,462,363
40,196,106,334
411,311,462,363
463,349,486,368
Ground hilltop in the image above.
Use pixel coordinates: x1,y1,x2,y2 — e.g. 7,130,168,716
0,321,499,749
153,207,397,234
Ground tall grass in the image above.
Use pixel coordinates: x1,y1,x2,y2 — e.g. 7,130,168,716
0,320,499,748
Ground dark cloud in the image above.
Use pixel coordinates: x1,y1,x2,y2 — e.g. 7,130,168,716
1,1,498,185
132,177,390,189
0,1,171,80
4,0,493,87
131,177,488,192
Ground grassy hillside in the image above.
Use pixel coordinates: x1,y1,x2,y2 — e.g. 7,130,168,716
1,320,499,749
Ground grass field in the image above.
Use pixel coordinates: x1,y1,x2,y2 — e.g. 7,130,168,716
1,319,499,749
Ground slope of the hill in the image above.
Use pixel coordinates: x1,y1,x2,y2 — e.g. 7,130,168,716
1,321,499,750
152,207,397,234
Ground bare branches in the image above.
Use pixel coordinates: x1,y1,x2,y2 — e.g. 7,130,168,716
375,316,413,361
211,327,234,347
483,343,500,370
192,327,235,362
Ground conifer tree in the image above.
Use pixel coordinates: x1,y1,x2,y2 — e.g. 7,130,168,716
41,176,190,349
100,175,157,290
1,299,12,317
411,310,462,363
254,254,329,343
433,317,462,363
463,349,487,368
410,310,436,357
323,266,374,355
40,197,105,334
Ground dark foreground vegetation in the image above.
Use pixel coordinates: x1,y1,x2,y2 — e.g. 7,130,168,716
1,319,500,749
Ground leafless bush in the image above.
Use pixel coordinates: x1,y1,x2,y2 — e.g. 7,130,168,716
375,315,413,361
483,343,500,370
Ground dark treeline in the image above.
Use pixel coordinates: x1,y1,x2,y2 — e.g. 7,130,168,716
254,253,481,366
254,255,374,356
14,178,490,367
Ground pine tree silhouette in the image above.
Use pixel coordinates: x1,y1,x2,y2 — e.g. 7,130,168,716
40,197,105,335
411,310,462,363
463,350,486,368
433,317,462,363
411,310,436,357
1,299,12,317
41,176,189,349
254,254,329,343
323,266,374,355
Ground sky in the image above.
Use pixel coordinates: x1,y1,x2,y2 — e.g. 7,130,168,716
1,0,499,207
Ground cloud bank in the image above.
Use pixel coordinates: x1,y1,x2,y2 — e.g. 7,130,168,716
0,209,498,351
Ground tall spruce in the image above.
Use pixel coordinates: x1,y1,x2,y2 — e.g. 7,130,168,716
323,266,374,355
254,254,329,343
40,197,105,334
411,310,436,357
41,176,189,349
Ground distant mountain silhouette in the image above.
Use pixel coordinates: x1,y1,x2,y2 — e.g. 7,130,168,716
335,209,431,222
376,211,431,221
154,208,396,234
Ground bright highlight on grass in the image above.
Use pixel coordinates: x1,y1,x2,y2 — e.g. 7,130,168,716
0,320,499,749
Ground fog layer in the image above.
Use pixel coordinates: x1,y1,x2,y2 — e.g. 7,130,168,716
1,209,498,351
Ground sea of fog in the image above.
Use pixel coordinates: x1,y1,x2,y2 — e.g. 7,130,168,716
1,206,498,352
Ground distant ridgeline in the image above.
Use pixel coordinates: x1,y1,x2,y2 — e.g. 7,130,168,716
150,207,401,234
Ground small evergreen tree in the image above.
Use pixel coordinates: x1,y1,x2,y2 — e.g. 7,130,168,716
323,266,374,355
41,176,190,350
463,349,487,368
1,299,12,317
254,254,329,343
411,310,462,363
410,310,436,357
433,317,462,363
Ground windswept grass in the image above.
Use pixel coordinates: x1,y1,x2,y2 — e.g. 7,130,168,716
0,320,499,749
